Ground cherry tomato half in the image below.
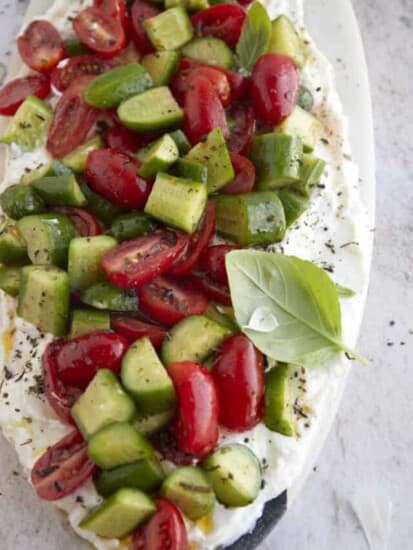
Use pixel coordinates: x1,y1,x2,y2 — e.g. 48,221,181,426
85,148,151,209
0,75,50,116
191,4,246,48
31,430,96,501
130,0,161,54
102,229,189,288
50,207,102,237
51,55,113,92
104,124,149,153
132,498,188,550
221,68,250,101
221,153,256,194
18,20,65,73
194,274,232,306
226,101,255,154
111,315,167,349
94,0,129,32
199,244,240,286
73,7,126,58
251,53,299,125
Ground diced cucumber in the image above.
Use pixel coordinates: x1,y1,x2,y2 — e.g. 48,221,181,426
214,191,286,246
204,303,239,333
144,7,194,51
141,51,180,86
0,95,52,151
95,457,165,497
172,157,208,184
250,133,303,190
17,214,75,267
276,187,310,227
84,63,153,109
162,315,231,366
297,85,314,112
68,235,118,289
47,160,73,177
264,364,295,436
70,309,110,338
165,0,209,10
0,265,21,296
145,172,207,234
133,409,175,436
267,15,306,68
71,369,136,440
182,37,234,69
18,265,70,336
187,128,234,193
80,181,125,226
81,282,139,311
169,130,191,155
31,174,87,207
0,184,45,220
161,466,215,520
79,488,155,539
110,212,157,242
0,226,28,265
61,136,103,173
274,106,321,153
64,37,90,57
298,153,326,195
118,87,183,131
137,135,179,180
202,444,262,507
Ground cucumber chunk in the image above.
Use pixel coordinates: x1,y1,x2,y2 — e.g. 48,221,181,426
214,191,286,246
169,130,191,155
18,265,70,336
79,488,155,539
68,235,118,289
110,212,157,242
297,85,314,112
264,364,295,436
61,136,103,173
47,160,73,177
0,184,45,220
276,187,310,227
88,421,155,470
145,172,207,234
172,157,208,183
0,265,21,296
161,466,215,520
17,214,75,267
84,63,153,109
203,444,262,507
0,226,28,265
182,37,234,69
137,134,179,179
298,153,326,195
162,315,231,366
118,87,183,131
144,7,194,51
141,51,180,86
31,175,87,207
204,303,239,333
81,282,139,311
72,369,136,440
274,106,321,153
80,181,125,225
267,15,306,68
165,0,209,10
70,309,110,338
133,409,174,436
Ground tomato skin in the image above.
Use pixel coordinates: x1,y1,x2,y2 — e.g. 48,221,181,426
222,69,250,101
31,430,96,501
191,4,246,48
0,75,50,116
132,498,188,550
50,207,103,237
194,275,232,306
102,229,189,288
85,148,151,209
51,55,112,92
94,0,129,32
251,54,299,125
111,315,167,349
212,334,265,431
104,124,147,153
199,244,240,286
18,20,65,73
73,7,126,58
226,101,255,154
130,0,161,54
221,153,256,195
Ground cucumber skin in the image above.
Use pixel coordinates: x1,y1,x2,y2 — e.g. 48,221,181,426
144,6,194,51
0,265,21,296
31,175,87,207
94,458,165,497
0,184,45,220
68,235,118,290
110,212,158,242
141,51,180,86
264,364,295,437
62,136,103,173
181,37,234,69
80,181,125,226
70,309,110,338
276,187,310,228
81,282,139,312
0,228,29,265
133,409,174,436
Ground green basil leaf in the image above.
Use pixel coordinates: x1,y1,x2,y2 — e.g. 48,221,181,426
226,250,366,367
335,284,356,298
236,2,272,73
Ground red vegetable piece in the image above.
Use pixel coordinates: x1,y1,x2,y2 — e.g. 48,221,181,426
94,0,129,32
111,315,167,349
51,55,113,92
199,244,240,286
0,75,50,116
221,68,250,101
226,101,255,154
73,7,126,58
221,153,256,195
191,4,246,48
130,0,161,54
17,20,65,73
50,207,102,237
195,275,232,306
104,124,149,153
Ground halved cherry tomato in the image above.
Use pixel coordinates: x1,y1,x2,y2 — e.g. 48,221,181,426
111,315,167,349
168,361,219,458
104,124,154,153
138,275,209,326
94,0,129,32
191,4,246,48
50,207,103,237
17,20,65,73
73,7,126,58
184,74,228,145
199,244,240,286
151,428,196,465
212,334,265,431
226,101,255,154
114,40,142,64
195,274,232,306
0,75,50,116
85,148,151,209
51,55,113,92
55,330,129,389
132,498,188,550
102,229,189,288
251,53,299,125
221,153,256,194
31,430,96,501
130,0,161,54
47,76,100,158
168,202,216,276
221,68,250,101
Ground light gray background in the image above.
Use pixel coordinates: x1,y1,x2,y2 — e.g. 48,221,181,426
0,0,412,548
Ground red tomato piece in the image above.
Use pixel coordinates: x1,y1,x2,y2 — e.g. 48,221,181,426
130,0,161,54
94,0,129,32
104,124,154,153
212,334,265,431
138,275,209,326
221,153,256,195
132,498,188,550
85,148,151,209
195,275,232,306
31,430,96,501
73,7,126,58
191,4,246,48
51,55,113,92
226,101,255,154
111,315,167,349
102,229,189,288
221,68,250,101
199,244,240,286
0,75,50,116
50,207,103,237
151,427,196,465
17,20,65,73
251,54,299,125
184,74,228,145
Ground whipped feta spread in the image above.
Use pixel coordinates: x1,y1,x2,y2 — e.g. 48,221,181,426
0,0,372,548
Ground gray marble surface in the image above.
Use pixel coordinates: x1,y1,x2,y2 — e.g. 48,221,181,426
0,0,412,549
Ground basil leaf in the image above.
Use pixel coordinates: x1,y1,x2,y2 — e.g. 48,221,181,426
226,250,366,367
236,2,272,73
336,284,356,298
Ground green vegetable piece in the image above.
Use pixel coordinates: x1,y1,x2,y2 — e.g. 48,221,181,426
31,175,87,207
0,264,21,296
68,235,117,289
80,181,125,225
204,303,239,333
202,444,262,507
236,1,272,72
110,212,157,242
335,284,356,298
137,134,179,180
145,7,194,51
214,191,286,246
165,0,209,10
70,309,110,338
169,130,191,155
79,488,155,539
161,466,215,520
0,184,45,220
264,364,295,436
187,128,234,193
61,136,103,173
64,38,90,57
172,157,208,184
274,106,321,153
84,63,153,109
298,154,326,196
141,52,180,86
182,37,234,69
0,226,28,265
81,282,139,311
145,172,207,234
276,187,310,227
297,85,314,112
133,409,174,436
18,265,70,336
19,159,52,185
46,160,73,177
267,15,306,68
72,370,136,440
